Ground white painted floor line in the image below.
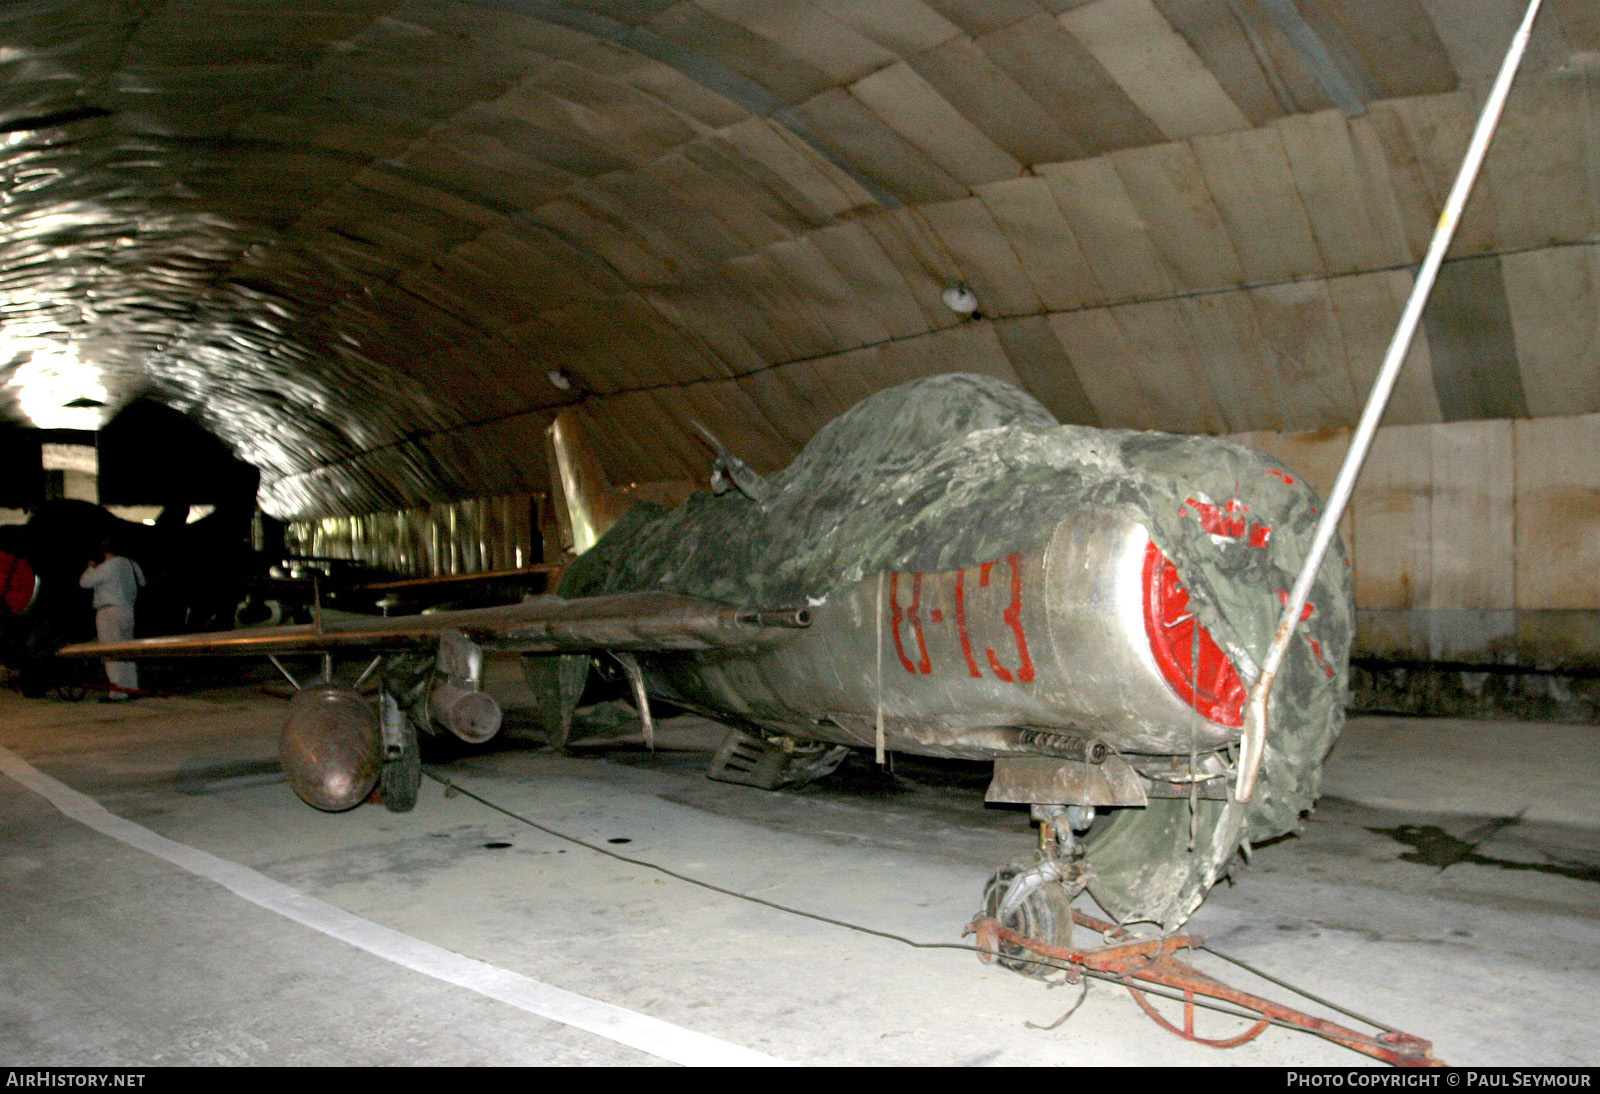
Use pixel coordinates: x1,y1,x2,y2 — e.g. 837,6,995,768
0,745,787,1067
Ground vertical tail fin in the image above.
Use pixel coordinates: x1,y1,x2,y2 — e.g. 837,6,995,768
545,408,629,556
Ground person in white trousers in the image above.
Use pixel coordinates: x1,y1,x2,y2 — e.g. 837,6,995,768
79,539,145,701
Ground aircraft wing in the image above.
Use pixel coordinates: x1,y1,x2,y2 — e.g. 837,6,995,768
58,591,811,660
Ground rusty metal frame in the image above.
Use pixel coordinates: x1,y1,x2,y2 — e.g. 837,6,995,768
967,910,1441,1067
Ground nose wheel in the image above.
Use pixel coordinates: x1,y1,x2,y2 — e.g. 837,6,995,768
980,861,1076,976
978,804,1093,977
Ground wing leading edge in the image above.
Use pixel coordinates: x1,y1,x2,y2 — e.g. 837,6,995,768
58,591,811,660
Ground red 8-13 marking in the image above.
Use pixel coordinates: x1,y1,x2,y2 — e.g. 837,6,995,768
891,553,1033,685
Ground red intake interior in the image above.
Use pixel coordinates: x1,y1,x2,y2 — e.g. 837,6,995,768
1141,541,1246,727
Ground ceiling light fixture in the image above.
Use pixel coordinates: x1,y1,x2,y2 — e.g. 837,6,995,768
547,369,572,391
941,284,980,318
4,343,109,430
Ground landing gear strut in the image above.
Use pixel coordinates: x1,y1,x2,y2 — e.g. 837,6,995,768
979,804,1094,976
377,654,430,813
378,689,421,812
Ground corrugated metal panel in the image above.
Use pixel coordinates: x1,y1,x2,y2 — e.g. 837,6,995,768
916,197,1043,317
991,315,1101,426
1046,308,1159,429
1107,299,1227,434
1327,269,1442,427
1350,423,1432,610
1111,140,1243,292
1191,125,1324,282
1423,255,1528,422
974,175,1105,311
905,35,1088,166
1429,418,1514,611
1060,0,1251,140
1175,291,1285,432
1153,0,1291,127
286,492,540,577
1248,279,1359,430
1502,243,1600,418
806,220,931,339
975,12,1165,155
849,61,1023,187
1515,414,1600,610
1275,109,1412,275
1036,156,1174,301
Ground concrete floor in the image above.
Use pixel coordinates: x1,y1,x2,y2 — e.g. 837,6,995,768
1,662,1596,1066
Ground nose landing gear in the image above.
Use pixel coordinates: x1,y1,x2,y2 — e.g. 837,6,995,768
978,804,1094,976
971,808,1441,1065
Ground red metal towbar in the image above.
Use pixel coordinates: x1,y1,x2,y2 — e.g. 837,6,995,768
967,909,1441,1067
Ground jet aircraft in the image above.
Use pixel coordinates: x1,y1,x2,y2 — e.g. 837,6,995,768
62,373,1351,943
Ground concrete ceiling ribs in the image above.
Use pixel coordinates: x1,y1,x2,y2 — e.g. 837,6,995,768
0,0,1595,519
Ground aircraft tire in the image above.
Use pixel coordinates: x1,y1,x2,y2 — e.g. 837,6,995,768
980,859,1074,978
380,719,421,813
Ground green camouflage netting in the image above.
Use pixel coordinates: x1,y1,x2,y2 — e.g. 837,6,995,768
565,374,1353,926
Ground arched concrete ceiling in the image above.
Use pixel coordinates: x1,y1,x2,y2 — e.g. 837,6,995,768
0,0,1597,519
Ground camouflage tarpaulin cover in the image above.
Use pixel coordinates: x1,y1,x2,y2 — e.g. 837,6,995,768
565,374,1353,925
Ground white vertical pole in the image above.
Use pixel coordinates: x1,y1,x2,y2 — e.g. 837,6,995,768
1234,0,1545,803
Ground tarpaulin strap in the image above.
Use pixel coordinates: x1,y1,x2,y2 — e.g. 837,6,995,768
874,570,886,765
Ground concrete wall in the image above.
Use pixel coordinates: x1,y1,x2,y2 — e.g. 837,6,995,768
1232,411,1600,672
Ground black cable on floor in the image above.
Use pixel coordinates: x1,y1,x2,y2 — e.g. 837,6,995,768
1199,943,1397,1033
422,767,1394,1039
